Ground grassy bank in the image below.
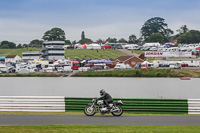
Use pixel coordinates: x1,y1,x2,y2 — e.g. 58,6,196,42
73,69,185,77
1,69,200,77
132,50,144,55
0,125,199,133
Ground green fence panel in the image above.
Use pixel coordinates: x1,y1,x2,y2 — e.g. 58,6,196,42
65,97,188,114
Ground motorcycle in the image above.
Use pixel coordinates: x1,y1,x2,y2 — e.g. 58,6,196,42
84,98,123,116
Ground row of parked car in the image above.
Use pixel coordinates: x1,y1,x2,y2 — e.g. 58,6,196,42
128,45,158,51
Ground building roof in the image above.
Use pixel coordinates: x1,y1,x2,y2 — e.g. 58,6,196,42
6,55,17,58
115,56,144,62
43,41,65,44
22,51,40,54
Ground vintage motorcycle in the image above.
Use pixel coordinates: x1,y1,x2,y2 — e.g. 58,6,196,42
84,98,123,116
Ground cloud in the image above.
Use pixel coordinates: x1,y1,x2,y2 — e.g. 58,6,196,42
0,0,200,44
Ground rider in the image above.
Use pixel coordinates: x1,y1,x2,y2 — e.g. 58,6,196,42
98,89,113,109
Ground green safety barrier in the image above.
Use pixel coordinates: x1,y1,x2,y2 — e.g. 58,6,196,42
65,97,188,114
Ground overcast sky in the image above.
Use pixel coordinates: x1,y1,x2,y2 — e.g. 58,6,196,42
0,0,200,44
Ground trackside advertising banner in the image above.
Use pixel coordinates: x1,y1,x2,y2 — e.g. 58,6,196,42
145,51,192,57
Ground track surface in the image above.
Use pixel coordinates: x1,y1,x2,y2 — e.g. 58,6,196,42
1,115,200,126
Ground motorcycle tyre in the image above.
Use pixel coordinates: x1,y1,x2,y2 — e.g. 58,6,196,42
111,105,123,116
84,105,96,116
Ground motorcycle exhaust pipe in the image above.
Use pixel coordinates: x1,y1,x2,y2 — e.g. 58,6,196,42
111,108,119,112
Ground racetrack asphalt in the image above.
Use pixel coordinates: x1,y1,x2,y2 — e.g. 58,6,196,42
1,115,200,126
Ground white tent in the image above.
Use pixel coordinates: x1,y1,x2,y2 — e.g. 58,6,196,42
86,43,101,49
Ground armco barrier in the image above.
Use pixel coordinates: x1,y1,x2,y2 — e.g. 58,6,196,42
0,96,65,112
65,97,188,114
0,96,191,114
188,99,200,114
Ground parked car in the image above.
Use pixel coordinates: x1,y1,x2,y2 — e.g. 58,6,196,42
78,67,90,72
90,66,102,71
8,67,16,73
134,63,141,69
84,64,94,67
128,46,137,50
57,67,64,72
181,63,188,67
169,63,181,69
128,46,142,50
142,46,151,51
149,47,157,51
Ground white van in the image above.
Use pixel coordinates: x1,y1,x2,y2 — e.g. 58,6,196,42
64,66,73,72
114,63,131,70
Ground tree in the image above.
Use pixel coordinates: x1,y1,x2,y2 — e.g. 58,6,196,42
42,27,66,41
81,31,85,40
177,25,189,34
106,37,117,43
65,40,71,45
174,25,189,39
146,33,164,43
72,40,77,44
16,44,22,49
178,30,200,44
128,34,137,44
96,39,104,43
78,31,93,44
0,41,16,49
79,38,93,44
118,38,127,43
29,39,43,48
141,17,173,42
22,44,28,49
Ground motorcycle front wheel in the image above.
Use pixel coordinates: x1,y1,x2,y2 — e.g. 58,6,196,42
111,105,123,116
84,105,96,116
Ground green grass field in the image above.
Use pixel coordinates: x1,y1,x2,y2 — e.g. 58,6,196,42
65,49,127,60
0,48,39,57
0,48,127,60
0,125,199,133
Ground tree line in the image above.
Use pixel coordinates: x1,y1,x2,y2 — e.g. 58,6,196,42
1,17,200,49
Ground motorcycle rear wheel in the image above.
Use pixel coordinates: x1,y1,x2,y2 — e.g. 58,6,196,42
111,105,123,116
84,105,96,116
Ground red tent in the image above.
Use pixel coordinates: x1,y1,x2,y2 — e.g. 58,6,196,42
196,47,200,50
102,45,111,49
82,44,86,48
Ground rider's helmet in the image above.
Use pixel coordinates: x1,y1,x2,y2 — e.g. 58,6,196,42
100,89,105,96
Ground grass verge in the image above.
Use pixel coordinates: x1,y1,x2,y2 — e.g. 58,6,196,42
0,111,199,116
73,69,184,77
0,125,199,133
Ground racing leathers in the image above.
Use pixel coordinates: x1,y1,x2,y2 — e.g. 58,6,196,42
98,92,113,109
